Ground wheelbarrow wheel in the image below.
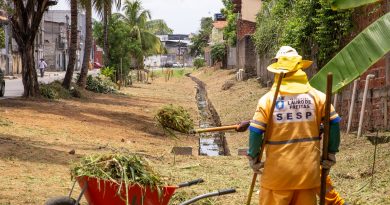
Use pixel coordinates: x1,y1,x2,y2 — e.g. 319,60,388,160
45,196,78,205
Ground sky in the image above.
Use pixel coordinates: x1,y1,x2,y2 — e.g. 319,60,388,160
51,0,224,34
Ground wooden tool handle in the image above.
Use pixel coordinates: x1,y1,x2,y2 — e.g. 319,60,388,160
195,125,239,133
320,73,333,205
246,72,285,205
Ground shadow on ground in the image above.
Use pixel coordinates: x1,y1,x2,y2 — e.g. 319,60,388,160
0,134,80,165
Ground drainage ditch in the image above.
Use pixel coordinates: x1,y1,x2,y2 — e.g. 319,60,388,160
186,74,230,156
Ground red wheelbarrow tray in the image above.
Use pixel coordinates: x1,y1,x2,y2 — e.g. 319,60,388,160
77,176,177,205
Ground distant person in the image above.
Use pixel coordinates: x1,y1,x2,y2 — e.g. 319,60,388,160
38,58,47,78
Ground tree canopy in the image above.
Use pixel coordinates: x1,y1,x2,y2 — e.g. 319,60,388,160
189,17,213,57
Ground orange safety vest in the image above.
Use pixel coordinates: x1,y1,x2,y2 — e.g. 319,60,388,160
250,87,339,190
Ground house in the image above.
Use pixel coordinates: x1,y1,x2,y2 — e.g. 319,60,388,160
232,0,262,76
204,13,228,67
1,9,87,75
44,10,86,71
144,34,193,68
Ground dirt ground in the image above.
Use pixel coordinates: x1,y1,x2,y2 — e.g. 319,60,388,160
0,68,389,205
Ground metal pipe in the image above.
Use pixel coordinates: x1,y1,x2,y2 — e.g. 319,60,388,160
357,74,375,137
347,80,358,134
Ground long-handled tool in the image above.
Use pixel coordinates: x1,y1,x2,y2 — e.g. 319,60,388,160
246,72,285,205
320,73,333,205
193,124,239,134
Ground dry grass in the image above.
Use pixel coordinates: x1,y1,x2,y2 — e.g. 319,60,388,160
0,68,388,205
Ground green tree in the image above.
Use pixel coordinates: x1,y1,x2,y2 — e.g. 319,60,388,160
122,0,162,70
189,17,213,57
94,0,121,65
253,0,352,67
221,0,237,46
146,19,173,35
9,0,57,97
93,13,138,79
210,43,226,64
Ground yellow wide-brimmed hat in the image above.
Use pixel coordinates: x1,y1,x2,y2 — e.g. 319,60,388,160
267,46,313,74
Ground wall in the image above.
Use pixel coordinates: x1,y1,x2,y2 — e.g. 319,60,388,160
237,20,256,40
227,47,236,69
241,0,261,22
237,36,256,76
331,2,390,132
210,27,224,45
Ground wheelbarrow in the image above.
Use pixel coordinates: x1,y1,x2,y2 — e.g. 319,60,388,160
45,176,236,205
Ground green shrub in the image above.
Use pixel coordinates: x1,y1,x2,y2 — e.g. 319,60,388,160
40,84,58,99
210,43,226,63
100,66,115,81
70,87,82,98
39,81,83,99
86,75,117,94
193,58,206,69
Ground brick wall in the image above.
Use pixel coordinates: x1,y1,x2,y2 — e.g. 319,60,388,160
237,20,256,40
335,1,390,132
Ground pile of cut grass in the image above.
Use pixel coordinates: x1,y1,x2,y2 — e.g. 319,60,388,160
155,104,194,136
71,153,165,204
40,81,83,99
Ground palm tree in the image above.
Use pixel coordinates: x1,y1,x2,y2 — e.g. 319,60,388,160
121,0,162,80
145,19,173,35
94,0,121,65
77,0,92,87
63,0,78,89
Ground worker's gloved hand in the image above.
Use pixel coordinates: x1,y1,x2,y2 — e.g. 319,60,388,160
236,120,250,132
321,153,336,169
247,156,264,174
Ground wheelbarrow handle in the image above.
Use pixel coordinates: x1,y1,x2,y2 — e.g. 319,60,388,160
179,188,236,205
218,188,236,196
177,178,204,188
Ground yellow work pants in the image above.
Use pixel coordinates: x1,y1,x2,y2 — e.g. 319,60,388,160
260,187,317,205
259,176,345,205
318,175,345,205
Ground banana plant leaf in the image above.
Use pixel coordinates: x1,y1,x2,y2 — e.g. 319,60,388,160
330,0,381,10
309,12,390,93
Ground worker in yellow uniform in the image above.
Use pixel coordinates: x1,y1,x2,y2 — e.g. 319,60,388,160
239,46,346,205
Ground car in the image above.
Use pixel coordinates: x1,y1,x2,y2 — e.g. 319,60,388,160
164,62,173,68
0,69,5,97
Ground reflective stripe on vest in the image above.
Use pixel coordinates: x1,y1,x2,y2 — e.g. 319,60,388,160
266,136,321,145
250,120,267,128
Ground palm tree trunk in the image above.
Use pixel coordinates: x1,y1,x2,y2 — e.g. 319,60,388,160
63,0,78,89
103,3,111,65
77,0,92,88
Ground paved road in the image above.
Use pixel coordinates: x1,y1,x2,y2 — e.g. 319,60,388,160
1,70,99,100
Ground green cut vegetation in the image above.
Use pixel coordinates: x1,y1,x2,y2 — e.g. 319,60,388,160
71,153,165,204
155,104,194,135
71,153,164,187
310,12,390,93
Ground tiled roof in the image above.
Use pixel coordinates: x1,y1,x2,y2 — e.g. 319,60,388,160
212,21,228,29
